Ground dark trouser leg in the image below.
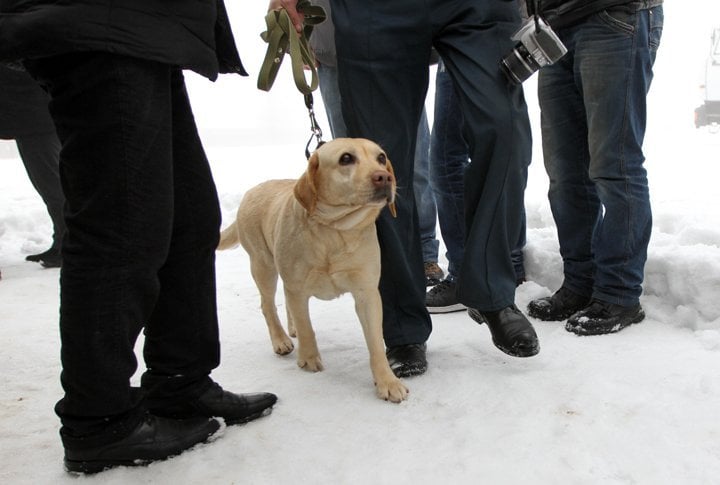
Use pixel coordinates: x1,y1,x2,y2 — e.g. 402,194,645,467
333,0,432,346
15,131,65,250
27,53,217,444
433,1,532,311
140,70,221,407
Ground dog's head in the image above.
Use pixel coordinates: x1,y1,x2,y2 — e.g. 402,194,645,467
294,138,397,219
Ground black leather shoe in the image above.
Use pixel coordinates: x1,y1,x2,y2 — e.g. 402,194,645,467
386,343,427,378
151,383,277,426
565,299,645,336
527,286,591,321
64,413,220,474
26,247,62,268
468,305,539,357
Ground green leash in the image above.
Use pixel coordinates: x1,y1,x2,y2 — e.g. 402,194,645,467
258,0,326,95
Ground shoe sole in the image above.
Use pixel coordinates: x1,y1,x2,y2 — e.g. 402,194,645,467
224,405,274,426
427,303,467,314
65,457,156,474
565,309,645,336
527,308,580,322
493,340,540,358
390,364,427,378
64,427,221,474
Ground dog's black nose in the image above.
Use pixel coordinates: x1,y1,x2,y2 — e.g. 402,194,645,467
371,171,393,187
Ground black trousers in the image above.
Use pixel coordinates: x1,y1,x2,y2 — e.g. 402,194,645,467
27,53,221,443
15,131,65,251
332,0,532,326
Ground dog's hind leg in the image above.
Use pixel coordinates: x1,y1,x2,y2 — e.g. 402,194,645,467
284,289,323,372
250,257,294,355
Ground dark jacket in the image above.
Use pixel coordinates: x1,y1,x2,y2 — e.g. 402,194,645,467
0,0,245,80
0,64,55,139
527,0,663,29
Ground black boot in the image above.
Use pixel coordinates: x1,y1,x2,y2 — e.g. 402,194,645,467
468,305,540,357
26,247,62,268
63,413,220,474
565,299,645,336
527,286,591,321
386,343,427,377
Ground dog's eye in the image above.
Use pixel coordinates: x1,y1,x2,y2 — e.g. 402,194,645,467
339,153,355,166
377,153,387,165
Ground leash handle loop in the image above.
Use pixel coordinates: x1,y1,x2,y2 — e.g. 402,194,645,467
258,1,326,95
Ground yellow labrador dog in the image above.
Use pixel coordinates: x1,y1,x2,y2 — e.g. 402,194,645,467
218,138,408,403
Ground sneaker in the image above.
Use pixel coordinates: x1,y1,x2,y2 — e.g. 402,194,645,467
565,299,645,336
424,262,444,287
527,286,591,321
63,413,220,474
386,343,427,378
426,279,466,313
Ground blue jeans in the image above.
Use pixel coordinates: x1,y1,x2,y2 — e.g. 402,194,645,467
318,63,439,263
538,5,663,307
413,109,439,263
28,53,221,442
431,60,527,282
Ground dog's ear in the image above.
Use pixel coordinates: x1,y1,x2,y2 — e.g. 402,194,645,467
294,152,320,214
385,157,398,218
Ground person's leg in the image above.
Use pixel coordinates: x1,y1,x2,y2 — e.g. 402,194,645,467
429,59,468,282
139,68,221,403
139,69,277,422
511,209,527,285
435,1,531,312
579,5,661,307
27,53,181,441
413,108,442,284
333,0,432,350
317,63,348,138
538,30,598,300
425,59,469,313
15,131,65,262
433,0,537,357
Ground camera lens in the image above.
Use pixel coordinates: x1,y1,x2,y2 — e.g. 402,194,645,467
501,44,540,84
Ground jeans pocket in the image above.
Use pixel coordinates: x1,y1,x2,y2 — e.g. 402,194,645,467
597,6,636,36
647,6,664,52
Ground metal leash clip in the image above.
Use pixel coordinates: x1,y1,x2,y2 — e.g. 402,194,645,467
304,93,325,159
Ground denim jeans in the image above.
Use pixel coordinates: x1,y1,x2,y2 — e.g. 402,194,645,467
538,5,663,306
413,109,440,263
27,53,221,442
333,0,531,317
431,60,527,282
318,63,439,263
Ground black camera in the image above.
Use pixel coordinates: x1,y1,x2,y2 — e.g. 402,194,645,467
501,16,567,84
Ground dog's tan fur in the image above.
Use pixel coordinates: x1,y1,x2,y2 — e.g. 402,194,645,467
218,138,408,402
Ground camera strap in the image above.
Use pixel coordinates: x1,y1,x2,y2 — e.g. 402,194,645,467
525,0,542,31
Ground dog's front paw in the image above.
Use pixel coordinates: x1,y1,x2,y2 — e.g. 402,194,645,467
297,354,324,372
376,377,409,403
272,336,294,355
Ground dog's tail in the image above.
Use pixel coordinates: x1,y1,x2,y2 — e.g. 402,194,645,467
217,221,241,250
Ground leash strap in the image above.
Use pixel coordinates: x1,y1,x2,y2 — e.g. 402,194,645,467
258,0,326,95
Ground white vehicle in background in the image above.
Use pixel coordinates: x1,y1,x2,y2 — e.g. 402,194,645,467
695,27,720,132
